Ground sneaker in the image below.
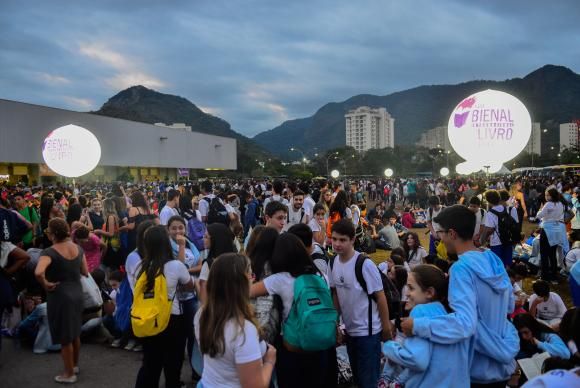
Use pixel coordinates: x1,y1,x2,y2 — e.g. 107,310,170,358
73,366,79,374
132,344,143,352
124,339,136,351
54,374,77,384
110,339,122,348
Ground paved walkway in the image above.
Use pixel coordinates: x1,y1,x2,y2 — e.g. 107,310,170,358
0,338,195,388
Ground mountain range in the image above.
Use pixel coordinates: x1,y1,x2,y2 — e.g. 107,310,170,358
253,64,580,157
93,65,580,165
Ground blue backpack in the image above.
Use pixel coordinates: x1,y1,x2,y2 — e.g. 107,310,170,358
187,217,206,252
114,276,133,332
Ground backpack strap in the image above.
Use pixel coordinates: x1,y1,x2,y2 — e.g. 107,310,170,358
299,209,305,223
354,254,373,336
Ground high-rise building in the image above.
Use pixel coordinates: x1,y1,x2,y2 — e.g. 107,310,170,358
560,122,579,151
524,122,542,155
416,126,450,152
345,107,394,152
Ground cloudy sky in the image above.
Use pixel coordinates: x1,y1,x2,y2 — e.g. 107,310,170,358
1,0,579,137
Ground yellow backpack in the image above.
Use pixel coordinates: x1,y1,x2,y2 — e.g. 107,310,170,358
131,271,172,337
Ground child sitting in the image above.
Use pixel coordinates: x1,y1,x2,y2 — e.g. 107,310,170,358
529,280,568,330
380,265,470,387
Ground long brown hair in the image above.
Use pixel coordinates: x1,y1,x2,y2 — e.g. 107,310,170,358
199,253,261,357
411,264,450,312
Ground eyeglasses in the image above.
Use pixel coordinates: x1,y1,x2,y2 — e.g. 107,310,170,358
435,229,449,236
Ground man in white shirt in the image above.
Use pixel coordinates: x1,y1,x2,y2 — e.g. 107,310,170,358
159,189,180,225
328,219,391,388
263,180,289,209
284,190,309,232
467,196,486,242
299,182,315,219
480,189,519,267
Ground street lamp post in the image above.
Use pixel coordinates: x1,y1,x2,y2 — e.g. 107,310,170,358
290,147,306,172
325,152,339,177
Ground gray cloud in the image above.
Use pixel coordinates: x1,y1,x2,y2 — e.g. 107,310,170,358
1,0,579,137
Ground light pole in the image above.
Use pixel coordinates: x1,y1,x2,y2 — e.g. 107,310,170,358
325,151,339,177
290,147,306,172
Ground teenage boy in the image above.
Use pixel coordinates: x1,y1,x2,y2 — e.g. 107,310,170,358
159,189,180,225
329,219,391,388
468,196,486,243
480,190,519,267
402,205,518,387
264,201,288,234
12,192,39,249
263,180,289,208
284,189,309,231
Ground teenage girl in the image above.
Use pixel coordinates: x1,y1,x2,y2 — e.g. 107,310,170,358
381,265,470,388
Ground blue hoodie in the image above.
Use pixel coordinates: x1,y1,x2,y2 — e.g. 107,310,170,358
383,302,470,388
413,249,519,384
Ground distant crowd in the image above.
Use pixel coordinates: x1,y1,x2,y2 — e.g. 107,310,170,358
1,174,580,387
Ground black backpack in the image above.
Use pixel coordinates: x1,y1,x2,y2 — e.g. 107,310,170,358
489,207,519,245
330,254,401,335
204,196,229,226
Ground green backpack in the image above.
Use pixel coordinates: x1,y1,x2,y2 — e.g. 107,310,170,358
283,274,337,352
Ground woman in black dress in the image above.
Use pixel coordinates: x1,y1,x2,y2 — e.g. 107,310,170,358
35,217,89,384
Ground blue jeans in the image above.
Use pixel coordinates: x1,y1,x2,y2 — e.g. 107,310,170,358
345,333,381,388
490,244,513,267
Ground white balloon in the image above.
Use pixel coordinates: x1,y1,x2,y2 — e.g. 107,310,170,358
42,124,101,177
384,168,394,177
440,167,450,177
448,90,531,170
330,169,340,178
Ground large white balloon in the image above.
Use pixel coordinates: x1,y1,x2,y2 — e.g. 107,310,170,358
330,169,340,178
384,168,394,177
440,167,450,177
448,90,531,172
42,124,101,177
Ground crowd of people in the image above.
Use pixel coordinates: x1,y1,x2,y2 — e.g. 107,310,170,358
1,174,580,387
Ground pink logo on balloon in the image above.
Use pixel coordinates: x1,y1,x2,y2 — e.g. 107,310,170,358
457,97,476,110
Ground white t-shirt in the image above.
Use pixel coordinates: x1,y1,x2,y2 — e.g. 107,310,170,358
263,272,296,320
125,250,142,291
407,247,428,269
484,205,519,247
199,194,216,219
426,206,444,237
303,196,316,219
159,205,179,225
263,272,329,320
194,312,266,388
328,251,383,337
529,292,567,321
537,202,565,223
263,195,289,209
285,206,307,231
199,261,210,282
473,208,486,239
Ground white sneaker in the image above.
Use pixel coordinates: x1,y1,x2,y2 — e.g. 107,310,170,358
132,344,143,352
124,339,136,351
110,339,122,348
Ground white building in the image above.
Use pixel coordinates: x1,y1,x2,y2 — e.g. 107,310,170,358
524,122,542,155
416,126,450,152
345,106,394,152
154,122,192,132
560,122,579,151
0,99,237,183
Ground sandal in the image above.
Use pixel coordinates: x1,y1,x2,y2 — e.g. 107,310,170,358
54,375,77,384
